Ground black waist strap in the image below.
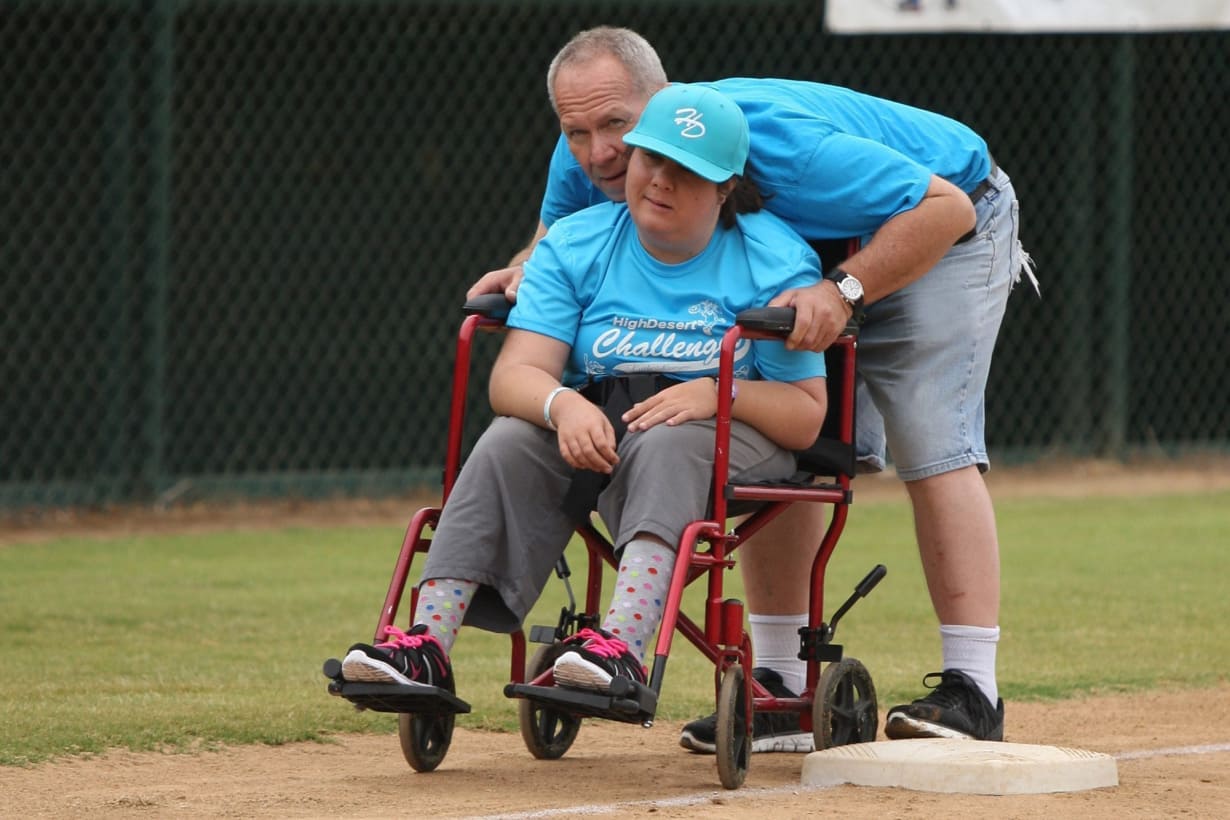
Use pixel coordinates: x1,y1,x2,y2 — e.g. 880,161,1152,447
966,154,999,204
955,154,999,244
559,374,678,525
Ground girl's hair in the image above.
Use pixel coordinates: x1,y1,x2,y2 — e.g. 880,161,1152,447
720,174,767,229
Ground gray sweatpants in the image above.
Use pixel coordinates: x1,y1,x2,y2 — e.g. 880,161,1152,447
420,415,797,634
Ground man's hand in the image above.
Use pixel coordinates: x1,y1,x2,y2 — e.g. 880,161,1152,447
466,264,525,302
768,281,850,352
623,378,718,432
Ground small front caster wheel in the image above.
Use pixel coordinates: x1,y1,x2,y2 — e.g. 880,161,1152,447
519,643,583,759
812,656,878,749
715,664,750,789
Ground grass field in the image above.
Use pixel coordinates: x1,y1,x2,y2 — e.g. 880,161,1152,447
2,488,1228,766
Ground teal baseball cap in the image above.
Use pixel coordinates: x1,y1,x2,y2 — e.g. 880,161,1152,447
623,83,750,183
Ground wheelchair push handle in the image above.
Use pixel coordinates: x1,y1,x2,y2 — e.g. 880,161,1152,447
463,301,855,336
736,306,860,339
465,302,785,330
735,306,796,336
466,301,790,328
463,293,514,320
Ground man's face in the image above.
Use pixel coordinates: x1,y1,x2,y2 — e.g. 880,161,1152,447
554,55,656,202
625,149,727,263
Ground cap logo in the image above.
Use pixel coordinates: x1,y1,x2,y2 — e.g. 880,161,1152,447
673,107,706,139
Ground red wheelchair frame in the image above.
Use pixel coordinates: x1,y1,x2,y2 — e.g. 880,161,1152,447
325,294,885,789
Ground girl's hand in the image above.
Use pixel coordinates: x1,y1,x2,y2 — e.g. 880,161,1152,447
623,378,719,433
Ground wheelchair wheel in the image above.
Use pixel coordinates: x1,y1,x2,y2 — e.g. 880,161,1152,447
812,657,878,750
715,664,750,789
398,710,454,772
519,643,583,760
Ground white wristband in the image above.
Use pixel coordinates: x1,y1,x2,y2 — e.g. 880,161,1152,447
543,385,572,431
713,376,738,403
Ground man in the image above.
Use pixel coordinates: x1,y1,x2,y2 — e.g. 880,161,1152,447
469,26,1035,751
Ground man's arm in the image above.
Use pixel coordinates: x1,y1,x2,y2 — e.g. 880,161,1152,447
841,175,975,302
769,175,975,351
465,220,549,301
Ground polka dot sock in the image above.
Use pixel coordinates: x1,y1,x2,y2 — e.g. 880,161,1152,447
413,578,479,653
601,538,675,663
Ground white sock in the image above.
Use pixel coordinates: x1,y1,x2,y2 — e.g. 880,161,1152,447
749,612,808,695
940,624,1000,706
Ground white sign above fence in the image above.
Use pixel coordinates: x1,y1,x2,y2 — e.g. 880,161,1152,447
826,0,1230,33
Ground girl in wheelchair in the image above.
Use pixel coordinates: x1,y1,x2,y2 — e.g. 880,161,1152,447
340,83,828,698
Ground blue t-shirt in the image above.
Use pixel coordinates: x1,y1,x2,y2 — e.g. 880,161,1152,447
540,77,990,241
509,203,826,388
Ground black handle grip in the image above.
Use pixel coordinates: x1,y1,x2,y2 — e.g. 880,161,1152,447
463,293,514,320
735,306,797,335
856,564,887,598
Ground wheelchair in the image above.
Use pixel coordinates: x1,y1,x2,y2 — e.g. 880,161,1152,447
324,292,885,789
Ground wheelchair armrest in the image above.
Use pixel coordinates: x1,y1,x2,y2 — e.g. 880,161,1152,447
735,306,859,339
463,293,514,320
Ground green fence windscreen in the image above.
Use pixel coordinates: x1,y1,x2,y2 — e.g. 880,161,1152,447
3,1,1228,508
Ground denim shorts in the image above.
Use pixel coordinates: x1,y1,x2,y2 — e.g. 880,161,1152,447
855,167,1033,481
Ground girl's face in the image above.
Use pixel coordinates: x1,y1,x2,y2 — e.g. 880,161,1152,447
625,148,733,263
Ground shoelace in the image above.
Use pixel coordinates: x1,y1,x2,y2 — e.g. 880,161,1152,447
919,671,979,709
376,624,440,652
570,627,629,659
375,625,450,680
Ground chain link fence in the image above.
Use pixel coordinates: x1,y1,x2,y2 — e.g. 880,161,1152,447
3,0,1228,509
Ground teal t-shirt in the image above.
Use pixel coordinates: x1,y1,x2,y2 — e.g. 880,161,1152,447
509,202,826,388
540,77,990,241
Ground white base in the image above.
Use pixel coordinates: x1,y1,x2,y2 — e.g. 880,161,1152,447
801,739,1119,795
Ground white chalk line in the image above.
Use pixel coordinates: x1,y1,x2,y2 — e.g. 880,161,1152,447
465,783,826,819
1113,740,1230,761
467,741,1230,820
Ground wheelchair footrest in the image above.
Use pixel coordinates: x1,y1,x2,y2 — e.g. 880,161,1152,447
503,679,657,725
323,659,471,715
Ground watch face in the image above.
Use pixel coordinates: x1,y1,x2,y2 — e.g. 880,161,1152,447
838,276,864,302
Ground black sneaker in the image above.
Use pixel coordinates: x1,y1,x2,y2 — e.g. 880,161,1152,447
341,624,454,689
884,669,1004,741
678,667,815,754
551,628,647,692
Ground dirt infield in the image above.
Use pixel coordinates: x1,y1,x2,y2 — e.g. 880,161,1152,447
3,685,1228,818
3,456,1229,817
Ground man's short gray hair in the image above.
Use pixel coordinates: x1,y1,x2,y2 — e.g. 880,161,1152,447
546,26,669,114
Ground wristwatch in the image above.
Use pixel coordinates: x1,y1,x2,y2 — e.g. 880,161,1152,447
826,269,865,325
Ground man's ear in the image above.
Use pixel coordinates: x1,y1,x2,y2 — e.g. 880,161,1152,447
717,178,737,202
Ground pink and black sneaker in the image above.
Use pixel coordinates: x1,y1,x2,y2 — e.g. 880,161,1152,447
552,628,647,692
342,624,453,689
